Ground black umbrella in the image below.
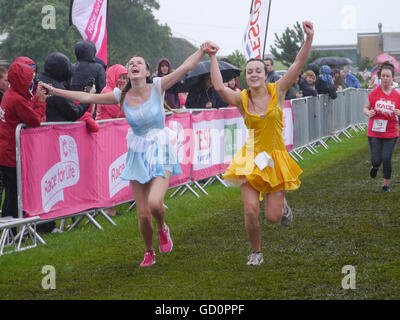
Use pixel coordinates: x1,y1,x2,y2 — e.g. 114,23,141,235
312,56,352,66
167,60,242,93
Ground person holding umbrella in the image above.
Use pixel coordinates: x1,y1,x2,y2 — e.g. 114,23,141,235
40,41,218,267
185,73,228,109
209,21,314,266
169,59,241,109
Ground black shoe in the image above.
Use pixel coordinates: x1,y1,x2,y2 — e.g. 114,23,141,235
370,167,378,179
382,185,391,192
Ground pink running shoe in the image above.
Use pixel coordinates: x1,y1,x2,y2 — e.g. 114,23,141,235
140,250,156,267
158,224,173,253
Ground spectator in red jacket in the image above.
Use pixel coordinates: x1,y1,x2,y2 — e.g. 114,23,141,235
96,64,128,120
0,60,48,221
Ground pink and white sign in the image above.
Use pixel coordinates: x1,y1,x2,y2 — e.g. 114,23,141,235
19,109,295,220
70,0,108,65
242,0,272,60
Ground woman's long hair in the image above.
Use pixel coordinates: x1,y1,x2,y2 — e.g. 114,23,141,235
118,56,179,117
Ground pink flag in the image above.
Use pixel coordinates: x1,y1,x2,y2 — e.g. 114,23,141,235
377,54,400,73
70,0,108,65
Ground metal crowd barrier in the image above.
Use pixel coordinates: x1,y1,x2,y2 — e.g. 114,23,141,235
291,88,369,157
9,89,369,252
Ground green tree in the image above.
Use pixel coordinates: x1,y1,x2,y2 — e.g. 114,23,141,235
270,21,304,68
0,0,81,69
227,50,247,89
107,0,174,69
358,56,374,71
0,0,175,72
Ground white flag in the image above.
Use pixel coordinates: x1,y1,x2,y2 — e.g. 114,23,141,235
70,0,108,65
242,0,272,60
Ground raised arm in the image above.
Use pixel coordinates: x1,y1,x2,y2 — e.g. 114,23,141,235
161,43,209,92
277,21,314,96
39,82,118,105
208,47,243,114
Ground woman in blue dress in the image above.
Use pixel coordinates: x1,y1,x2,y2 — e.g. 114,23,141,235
41,41,218,267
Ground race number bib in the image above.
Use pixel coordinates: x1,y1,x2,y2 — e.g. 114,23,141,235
254,152,274,170
372,119,388,133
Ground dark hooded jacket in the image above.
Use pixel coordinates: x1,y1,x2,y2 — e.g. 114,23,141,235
156,58,180,109
0,61,46,167
70,41,106,93
37,52,90,122
185,81,228,109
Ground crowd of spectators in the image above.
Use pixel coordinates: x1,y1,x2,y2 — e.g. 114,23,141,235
0,42,397,234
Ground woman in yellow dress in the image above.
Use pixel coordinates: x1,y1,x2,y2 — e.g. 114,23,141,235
209,21,314,266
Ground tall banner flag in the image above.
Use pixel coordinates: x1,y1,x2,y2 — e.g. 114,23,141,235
70,0,108,65
242,0,272,60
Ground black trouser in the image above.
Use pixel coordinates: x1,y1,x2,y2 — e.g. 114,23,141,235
0,166,18,219
368,137,398,180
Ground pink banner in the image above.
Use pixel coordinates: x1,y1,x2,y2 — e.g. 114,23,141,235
165,112,193,187
19,108,295,220
191,109,247,181
20,119,191,220
70,0,108,65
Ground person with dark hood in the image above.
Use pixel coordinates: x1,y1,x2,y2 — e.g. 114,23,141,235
37,52,92,122
315,65,337,99
95,57,107,72
36,52,95,233
70,40,106,93
185,73,228,109
0,59,48,225
156,58,180,109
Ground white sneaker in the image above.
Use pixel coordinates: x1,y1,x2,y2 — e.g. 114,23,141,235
281,198,293,227
51,228,63,234
247,252,264,266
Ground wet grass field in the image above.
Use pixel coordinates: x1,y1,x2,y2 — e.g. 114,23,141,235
0,130,399,300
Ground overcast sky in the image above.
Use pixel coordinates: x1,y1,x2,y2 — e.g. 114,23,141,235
153,0,400,56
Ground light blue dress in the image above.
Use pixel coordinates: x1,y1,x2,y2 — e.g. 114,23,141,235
113,77,182,184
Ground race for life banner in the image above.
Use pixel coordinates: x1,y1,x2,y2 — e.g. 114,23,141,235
242,0,272,60
191,109,247,181
70,0,108,65
165,112,193,187
19,108,294,220
20,120,190,220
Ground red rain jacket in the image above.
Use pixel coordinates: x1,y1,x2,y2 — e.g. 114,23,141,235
0,62,46,167
96,64,127,120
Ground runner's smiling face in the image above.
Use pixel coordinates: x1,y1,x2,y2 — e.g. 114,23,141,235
128,56,150,81
246,60,267,89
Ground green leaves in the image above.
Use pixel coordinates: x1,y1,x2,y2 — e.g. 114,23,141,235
0,0,81,69
0,0,173,71
270,21,305,68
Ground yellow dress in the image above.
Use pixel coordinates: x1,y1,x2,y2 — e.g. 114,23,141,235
222,82,302,194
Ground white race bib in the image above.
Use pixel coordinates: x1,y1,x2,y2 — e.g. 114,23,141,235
372,119,388,133
254,152,274,170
